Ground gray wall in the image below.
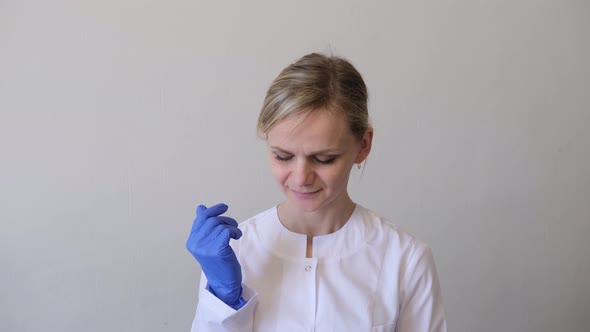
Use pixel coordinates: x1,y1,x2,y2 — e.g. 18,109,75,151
1,1,589,331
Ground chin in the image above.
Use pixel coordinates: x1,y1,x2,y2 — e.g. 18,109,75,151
282,192,311,207
286,192,331,213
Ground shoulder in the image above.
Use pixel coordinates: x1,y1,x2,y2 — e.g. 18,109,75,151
358,206,441,295
358,208,447,330
356,205,432,262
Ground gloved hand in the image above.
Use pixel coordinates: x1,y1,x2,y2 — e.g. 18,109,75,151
186,203,246,310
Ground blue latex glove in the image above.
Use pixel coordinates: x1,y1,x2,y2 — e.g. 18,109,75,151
186,203,246,310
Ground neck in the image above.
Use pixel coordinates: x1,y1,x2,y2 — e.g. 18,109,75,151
278,194,356,236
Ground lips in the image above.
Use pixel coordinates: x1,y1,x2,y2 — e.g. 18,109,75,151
291,189,321,199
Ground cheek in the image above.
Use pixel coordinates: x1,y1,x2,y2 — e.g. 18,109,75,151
320,163,353,186
269,161,289,183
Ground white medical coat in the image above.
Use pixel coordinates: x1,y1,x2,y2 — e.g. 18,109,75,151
191,204,447,332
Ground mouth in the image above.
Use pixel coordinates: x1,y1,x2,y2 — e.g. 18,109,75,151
291,189,322,199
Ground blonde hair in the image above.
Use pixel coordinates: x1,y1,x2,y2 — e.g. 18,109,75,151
257,53,370,141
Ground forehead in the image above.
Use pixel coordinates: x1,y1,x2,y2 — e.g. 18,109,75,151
266,111,354,151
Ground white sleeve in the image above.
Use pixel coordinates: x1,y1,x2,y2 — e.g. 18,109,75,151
395,245,447,332
190,272,258,332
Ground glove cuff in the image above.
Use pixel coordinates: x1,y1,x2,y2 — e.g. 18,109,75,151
232,296,247,310
208,284,246,310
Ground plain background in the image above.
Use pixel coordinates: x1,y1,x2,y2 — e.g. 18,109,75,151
1,1,589,331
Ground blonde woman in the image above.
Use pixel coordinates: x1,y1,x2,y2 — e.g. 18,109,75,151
187,53,447,332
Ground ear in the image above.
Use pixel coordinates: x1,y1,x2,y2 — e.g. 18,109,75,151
355,128,373,164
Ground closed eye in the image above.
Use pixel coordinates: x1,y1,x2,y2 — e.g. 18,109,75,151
314,156,337,165
274,154,293,162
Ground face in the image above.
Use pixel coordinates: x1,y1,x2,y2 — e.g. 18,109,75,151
266,111,372,214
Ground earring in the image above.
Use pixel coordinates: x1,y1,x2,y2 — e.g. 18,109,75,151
357,163,361,170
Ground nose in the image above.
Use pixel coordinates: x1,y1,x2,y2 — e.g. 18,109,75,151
292,159,315,187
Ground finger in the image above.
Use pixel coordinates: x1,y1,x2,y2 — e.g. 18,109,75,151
195,215,225,236
200,203,229,219
187,221,225,251
226,226,242,240
192,204,233,234
195,204,207,216
191,205,208,233
193,214,238,236
216,216,239,228
210,224,243,244
190,216,199,234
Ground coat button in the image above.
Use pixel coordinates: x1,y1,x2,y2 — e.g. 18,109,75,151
305,266,312,271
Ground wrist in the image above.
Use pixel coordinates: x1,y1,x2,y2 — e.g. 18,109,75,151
208,283,245,309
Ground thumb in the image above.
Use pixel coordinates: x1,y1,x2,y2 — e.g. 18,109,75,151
191,205,208,233
196,204,207,215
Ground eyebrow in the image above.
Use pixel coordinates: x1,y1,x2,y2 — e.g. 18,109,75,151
270,146,340,155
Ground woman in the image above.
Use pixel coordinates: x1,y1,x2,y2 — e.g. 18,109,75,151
187,53,447,331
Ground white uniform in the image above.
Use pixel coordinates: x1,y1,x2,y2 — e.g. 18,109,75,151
191,204,447,332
